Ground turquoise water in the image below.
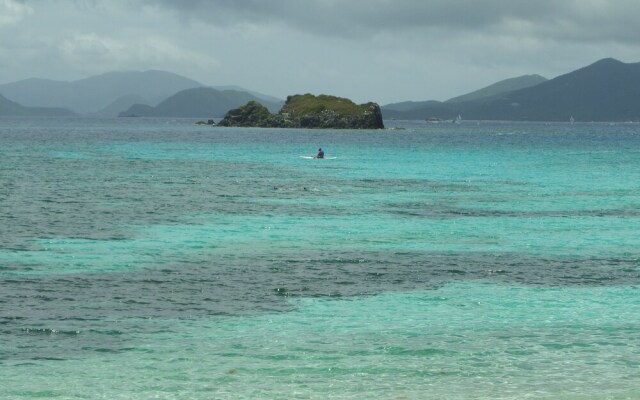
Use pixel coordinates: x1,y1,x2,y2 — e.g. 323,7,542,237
1,117,640,399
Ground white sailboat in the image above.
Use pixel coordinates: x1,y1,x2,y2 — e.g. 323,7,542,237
453,114,462,124
569,116,575,124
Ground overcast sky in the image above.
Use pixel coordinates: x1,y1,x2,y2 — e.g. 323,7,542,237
1,0,639,104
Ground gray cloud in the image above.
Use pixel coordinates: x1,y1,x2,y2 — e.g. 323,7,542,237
147,0,640,44
0,0,33,27
1,0,639,104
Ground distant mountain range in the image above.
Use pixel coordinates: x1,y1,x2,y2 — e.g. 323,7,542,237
0,70,284,118
382,58,640,121
0,70,204,115
0,93,75,117
382,74,548,119
2,59,640,121
119,87,283,118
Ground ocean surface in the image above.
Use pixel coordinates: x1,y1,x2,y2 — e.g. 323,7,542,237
1,117,640,399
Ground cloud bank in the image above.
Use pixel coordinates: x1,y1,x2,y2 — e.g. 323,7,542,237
1,0,639,103
149,0,640,44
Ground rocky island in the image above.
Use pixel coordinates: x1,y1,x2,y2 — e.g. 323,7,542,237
217,94,384,129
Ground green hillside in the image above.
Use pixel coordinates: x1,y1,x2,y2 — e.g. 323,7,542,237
382,58,640,121
382,75,546,119
446,74,548,103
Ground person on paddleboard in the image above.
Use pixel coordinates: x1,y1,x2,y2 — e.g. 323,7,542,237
316,148,324,159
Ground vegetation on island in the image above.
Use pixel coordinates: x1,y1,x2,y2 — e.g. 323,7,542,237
218,94,384,129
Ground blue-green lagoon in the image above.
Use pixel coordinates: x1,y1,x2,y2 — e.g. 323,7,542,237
1,117,639,399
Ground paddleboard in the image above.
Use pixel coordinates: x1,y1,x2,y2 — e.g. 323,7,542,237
300,156,337,159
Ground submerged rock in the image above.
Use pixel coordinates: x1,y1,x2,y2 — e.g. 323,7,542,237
217,94,384,129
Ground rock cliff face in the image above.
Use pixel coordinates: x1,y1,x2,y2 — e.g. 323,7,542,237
218,94,384,129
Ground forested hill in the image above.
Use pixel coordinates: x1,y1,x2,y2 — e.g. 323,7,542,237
382,58,640,122
0,93,76,117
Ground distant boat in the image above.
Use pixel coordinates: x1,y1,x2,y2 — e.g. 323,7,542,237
453,114,462,124
426,117,442,123
570,116,575,124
